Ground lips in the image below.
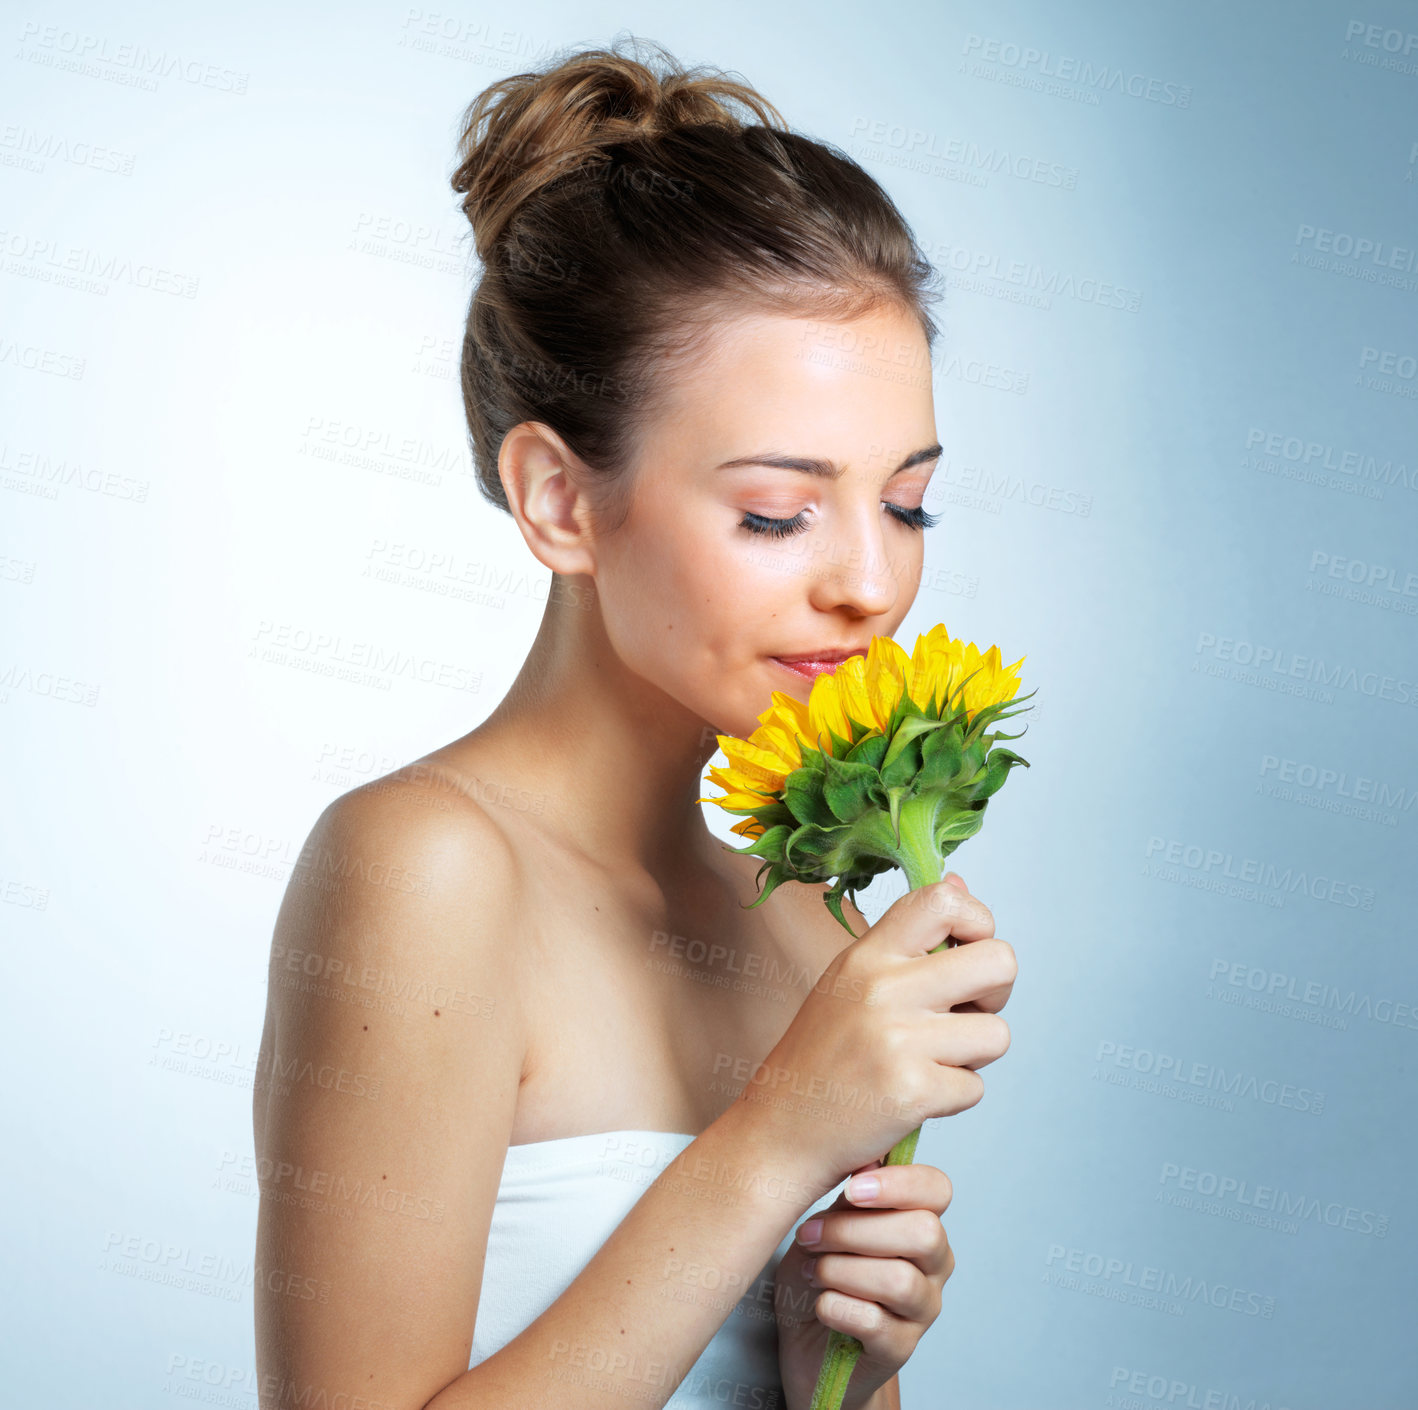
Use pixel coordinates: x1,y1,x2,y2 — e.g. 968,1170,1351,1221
769,648,868,682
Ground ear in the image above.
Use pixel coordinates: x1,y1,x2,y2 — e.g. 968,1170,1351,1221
497,421,601,578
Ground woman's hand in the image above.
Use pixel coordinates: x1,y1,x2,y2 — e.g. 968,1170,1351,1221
774,1158,955,1410
736,871,1016,1196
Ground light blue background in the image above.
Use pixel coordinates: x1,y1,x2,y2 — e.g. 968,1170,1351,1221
3,2,1415,1407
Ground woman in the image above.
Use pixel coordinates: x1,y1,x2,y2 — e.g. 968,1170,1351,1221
252,36,1016,1410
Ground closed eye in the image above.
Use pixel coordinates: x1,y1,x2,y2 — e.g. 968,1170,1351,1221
738,509,809,539
886,503,942,531
738,504,941,538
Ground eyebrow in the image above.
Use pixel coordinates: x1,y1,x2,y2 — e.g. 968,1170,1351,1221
714,443,943,480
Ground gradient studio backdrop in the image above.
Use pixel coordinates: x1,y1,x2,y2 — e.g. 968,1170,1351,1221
3,2,1415,1406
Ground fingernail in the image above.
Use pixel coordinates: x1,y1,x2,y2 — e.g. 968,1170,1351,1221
801,1258,818,1283
847,1174,880,1201
798,1218,823,1246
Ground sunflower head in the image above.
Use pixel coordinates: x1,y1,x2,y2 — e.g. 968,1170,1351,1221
697,624,1034,932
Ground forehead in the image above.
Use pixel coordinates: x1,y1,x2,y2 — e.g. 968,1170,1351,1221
643,305,936,469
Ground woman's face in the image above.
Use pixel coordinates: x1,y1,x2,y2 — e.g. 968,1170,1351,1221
590,302,942,743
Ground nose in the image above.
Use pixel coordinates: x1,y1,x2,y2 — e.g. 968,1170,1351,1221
805,510,901,618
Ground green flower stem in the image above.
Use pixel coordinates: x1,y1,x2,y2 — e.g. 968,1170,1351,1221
806,798,948,1410
892,793,946,892
809,1331,861,1410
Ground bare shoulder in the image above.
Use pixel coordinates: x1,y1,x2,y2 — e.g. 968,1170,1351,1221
253,757,531,1403
257,753,533,1147
276,758,524,963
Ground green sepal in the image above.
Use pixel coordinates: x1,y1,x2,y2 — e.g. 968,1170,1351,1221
988,725,1031,743
729,822,794,860
785,820,845,869
958,733,988,786
815,810,897,879
821,754,888,824
719,799,797,831
784,770,839,829
846,732,890,771
741,860,792,910
886,784,907,846
880,712,951,772
917,730,965,792
822,882,860,938
880,732,925,790
934,807,986,846
921,718,963,765
783,821,816,869
970,747,1030,802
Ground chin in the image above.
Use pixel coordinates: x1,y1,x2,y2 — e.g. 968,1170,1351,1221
698,659,807,744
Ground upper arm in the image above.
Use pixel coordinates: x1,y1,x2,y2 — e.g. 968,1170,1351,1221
252,777,526,1409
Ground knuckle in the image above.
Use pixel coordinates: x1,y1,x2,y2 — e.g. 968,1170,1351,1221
992,938,1018,983
860,977,889,1009
988,1013,1012,1057
926,1214,950,1258
890,1260,918,1303
910,1208,943,1248
879,1016,913,1059
921,878,960,908
938,1169,954,1210
956,1068,986,1111
833,946,866,987
890,1069,930,1124
919,879,968,922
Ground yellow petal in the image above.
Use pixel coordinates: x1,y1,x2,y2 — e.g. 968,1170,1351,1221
833,655,881,740
807,670,853,753
700,622,1028,815
864,635,909,724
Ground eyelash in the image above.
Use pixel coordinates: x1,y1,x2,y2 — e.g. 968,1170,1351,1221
738,504,941,538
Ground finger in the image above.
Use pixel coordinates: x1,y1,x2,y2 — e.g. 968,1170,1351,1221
876,879,995,959
934,876,997,949
783,1176,877,1263
906,936,1018,1014
950,981,1014,1016
843,1162,952,1216
927,1009,1011,1071
953,937,1017,1013
795,1206,951,1278
805,1252,938,1322
811,1289,918,1362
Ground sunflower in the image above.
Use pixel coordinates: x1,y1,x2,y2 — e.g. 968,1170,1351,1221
699,623,1034,933
699,622,1036,1410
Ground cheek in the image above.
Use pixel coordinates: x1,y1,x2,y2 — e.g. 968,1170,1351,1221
593,511,727,662
607,510,783,633
721,532,822,613
591,516,795,728
891,539,926,622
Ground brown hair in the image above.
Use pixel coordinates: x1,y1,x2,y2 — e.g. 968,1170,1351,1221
449,34,940,526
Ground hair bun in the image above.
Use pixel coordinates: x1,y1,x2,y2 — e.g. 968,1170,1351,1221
450,35,785,259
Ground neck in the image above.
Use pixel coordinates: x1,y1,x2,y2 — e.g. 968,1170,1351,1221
468,576,726,878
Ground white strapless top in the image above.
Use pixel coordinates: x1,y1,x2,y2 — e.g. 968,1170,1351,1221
469,1129,849,1409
